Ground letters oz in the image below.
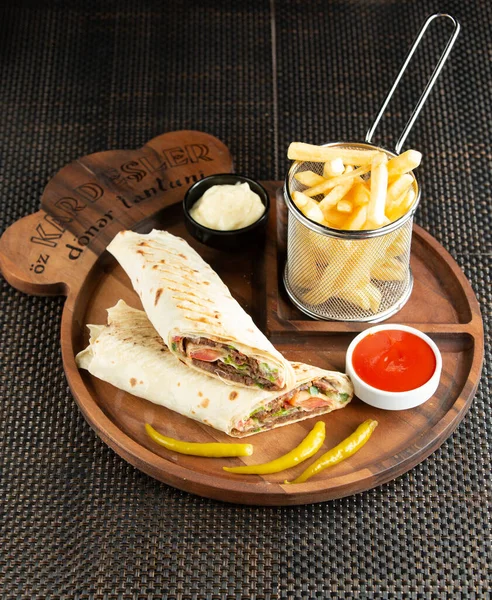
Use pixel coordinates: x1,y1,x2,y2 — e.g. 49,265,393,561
30,253,50,274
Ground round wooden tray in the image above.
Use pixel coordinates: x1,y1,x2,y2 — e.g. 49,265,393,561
0,132,484,505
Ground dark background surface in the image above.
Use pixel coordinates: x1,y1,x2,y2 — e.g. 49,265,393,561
1,1,490,598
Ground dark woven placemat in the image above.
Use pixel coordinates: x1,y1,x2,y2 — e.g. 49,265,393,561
1,1,490,598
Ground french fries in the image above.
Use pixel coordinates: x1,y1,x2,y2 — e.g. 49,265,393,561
387,149,422,175
337,200,353,214
319,167,355,216
288,142,420,232
287,142,422,313
323,158,344,177
351,181,370,207
344,204,367,230
371,257,407,281
294,170,327,187
304,164,371,198
292,191,325,225
288,142,380,165
366,153,388,229
386,173,414,207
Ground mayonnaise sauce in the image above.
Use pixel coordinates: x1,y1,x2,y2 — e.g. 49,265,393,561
190,182,265,230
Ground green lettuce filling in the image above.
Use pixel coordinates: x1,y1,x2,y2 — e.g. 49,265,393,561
270,407,292,419
248,405,294,424
249,405,264,417
222,356,250,371
260,362,278,375
259,362,279,383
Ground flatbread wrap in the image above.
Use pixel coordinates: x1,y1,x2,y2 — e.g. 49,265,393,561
106,229,294,391
76,301,353,437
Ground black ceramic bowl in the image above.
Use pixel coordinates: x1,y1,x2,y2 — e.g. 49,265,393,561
183,174,270,251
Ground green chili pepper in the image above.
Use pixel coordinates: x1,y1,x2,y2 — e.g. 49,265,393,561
285,419,378,484
223,421,325,475
145,424,253,457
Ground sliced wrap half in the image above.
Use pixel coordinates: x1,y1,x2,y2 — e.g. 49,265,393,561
76,301,353,437
106,230,294,391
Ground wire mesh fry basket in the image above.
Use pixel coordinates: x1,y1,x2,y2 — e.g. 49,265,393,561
282,13,460,322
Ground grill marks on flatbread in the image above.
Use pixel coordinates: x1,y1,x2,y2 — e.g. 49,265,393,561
106,230,295,391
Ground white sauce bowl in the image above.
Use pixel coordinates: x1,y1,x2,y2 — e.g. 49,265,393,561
345,324,442,410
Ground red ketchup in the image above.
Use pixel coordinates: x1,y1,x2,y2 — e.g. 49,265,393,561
352,329,436,392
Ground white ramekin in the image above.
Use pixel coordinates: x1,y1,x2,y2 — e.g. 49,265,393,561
345,324,442,410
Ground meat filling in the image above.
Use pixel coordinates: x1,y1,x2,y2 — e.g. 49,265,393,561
232,378,350,435
173,336,282,390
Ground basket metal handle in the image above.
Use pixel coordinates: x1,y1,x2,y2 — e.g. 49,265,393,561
365,13,460,154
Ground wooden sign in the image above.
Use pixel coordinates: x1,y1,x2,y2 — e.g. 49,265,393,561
0,130,233,296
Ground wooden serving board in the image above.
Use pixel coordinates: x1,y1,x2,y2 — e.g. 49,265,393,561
0,131,484,506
